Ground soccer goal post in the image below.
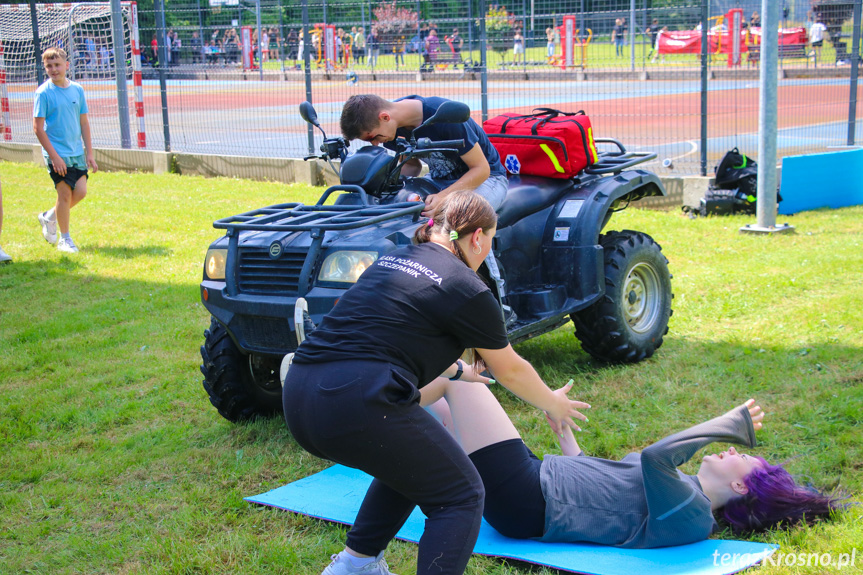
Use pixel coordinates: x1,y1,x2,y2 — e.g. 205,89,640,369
0,2,145,147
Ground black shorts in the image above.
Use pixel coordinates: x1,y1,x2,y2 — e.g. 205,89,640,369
48,164,88,190
811,40,823,47
468,438,546,539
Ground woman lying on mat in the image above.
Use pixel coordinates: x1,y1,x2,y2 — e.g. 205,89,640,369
422,378,843,548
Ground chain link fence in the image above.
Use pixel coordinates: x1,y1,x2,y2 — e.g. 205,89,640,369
2,0,861,176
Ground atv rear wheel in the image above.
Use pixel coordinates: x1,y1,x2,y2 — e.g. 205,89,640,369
200,318,283,422
571,230,672,363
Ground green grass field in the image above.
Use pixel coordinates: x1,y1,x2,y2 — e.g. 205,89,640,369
1,160,861,574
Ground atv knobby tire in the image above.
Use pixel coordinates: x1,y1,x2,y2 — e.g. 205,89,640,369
200,318,283,422
571,230,673,363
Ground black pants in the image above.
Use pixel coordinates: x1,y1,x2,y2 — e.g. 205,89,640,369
468,438,545,539
283,359,485,575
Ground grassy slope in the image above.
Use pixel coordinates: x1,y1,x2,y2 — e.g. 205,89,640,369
0,161,860,574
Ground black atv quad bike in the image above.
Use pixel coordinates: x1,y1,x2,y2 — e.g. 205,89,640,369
199,100,672,422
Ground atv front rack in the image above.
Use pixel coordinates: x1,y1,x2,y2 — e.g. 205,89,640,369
214,186,424,236
584,138,657,175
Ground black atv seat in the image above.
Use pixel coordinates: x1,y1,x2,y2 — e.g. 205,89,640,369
496,175,575,229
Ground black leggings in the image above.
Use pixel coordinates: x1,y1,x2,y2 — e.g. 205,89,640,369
283,359,485,575
468,438,546,539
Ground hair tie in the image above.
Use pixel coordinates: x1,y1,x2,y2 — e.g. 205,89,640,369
449,230,459,241
427,218,434,228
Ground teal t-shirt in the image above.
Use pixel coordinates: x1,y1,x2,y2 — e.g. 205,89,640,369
33,80,89,161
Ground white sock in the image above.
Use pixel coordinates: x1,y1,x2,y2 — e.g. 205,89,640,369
345,552,376,568
45,207,56,221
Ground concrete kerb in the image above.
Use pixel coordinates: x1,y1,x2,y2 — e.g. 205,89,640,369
0,141,706,210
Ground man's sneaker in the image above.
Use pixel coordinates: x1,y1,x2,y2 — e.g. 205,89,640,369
0,245,11,264
57,236,79,254
322,551,397,575
37,212,58,244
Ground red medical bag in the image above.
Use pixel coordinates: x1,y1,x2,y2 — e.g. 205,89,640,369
483,108,599,179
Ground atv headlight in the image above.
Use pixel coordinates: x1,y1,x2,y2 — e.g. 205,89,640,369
205,249,227,280
318,251,377,283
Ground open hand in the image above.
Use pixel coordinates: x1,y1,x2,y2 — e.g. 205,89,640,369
744,398,765,431
546,379,590,433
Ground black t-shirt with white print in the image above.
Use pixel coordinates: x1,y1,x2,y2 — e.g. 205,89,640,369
293,242,509,386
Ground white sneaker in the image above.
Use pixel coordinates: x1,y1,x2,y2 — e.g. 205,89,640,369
37,211,58,244
322,551,397,575
0,245,11,263
57,236,79,254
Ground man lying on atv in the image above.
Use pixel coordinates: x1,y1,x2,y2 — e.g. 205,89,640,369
340,94,511,320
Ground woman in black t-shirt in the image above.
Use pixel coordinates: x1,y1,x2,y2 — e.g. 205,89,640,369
283,191,587,575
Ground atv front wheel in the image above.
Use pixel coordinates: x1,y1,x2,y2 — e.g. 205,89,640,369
200,318,283,422
571,230,672,363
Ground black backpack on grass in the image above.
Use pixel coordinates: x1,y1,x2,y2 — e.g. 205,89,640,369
714,147,758,189
696,148,780,216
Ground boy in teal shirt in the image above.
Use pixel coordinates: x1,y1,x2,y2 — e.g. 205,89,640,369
33,47,98,254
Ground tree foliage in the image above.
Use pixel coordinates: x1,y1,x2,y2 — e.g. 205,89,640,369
372,1,418,48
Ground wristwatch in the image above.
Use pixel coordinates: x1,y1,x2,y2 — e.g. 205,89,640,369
449,359,464,381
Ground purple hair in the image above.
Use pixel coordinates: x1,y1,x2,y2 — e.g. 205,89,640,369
720,457,847,533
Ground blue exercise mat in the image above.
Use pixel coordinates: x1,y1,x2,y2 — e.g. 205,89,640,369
246,465,778,575
779,148,863,215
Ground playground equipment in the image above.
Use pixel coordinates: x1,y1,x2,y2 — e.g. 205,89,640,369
548,15,592,70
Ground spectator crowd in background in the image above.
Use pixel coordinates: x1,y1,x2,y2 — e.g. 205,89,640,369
138,9,839,72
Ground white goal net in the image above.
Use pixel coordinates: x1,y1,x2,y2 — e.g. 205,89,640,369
0,2,144,146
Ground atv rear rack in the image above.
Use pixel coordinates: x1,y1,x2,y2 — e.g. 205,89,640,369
214,186,424,235
584,138,656,175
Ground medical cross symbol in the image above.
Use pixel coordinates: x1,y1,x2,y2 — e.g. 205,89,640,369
505,154,521,174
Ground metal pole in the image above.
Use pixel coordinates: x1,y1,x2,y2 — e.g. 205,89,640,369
303,0,314,156
522,0,527,75
155,0,171,151
629,0,635,71
278,0,285,72
642,0,647,72
754,0,781,230
848,0,862,145
323,0,327,25
110,0,131,148
580,0,585,43
467,0,474,62
700,0,708,177
197,0,205,65
30,0,44,85
479,0,488,122
255,0,263,80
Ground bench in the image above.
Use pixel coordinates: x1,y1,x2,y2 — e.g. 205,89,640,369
747,43,810,66
420,51,475,78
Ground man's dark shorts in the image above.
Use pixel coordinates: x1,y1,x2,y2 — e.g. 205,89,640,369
48,164,88,190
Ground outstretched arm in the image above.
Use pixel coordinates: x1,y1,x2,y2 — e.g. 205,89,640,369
477,344,589,434
545,410,584,457
641,400,761,522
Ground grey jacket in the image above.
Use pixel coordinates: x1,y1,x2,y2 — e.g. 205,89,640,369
539,404,757,548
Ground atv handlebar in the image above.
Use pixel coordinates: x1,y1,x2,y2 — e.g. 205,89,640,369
417,137,464,150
